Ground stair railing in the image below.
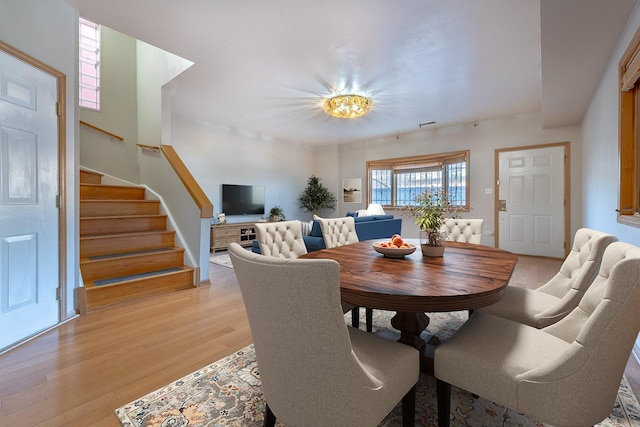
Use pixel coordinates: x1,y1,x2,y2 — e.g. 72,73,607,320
160,145,213,219
80,121,214,287
80,120,124,141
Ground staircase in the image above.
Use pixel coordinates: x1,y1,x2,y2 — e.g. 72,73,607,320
78,170,195,312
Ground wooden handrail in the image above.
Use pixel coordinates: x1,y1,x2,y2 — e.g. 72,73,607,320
137,143,160,152
80,120,124,141
160,145,214,218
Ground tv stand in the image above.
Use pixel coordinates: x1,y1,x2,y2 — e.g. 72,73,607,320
210,221,257,252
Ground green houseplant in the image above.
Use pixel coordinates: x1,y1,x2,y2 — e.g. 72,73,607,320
407,189,461,256
298,175,336,216
268,206,286,222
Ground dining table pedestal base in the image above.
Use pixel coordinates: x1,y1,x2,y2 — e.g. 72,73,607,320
389,311,439,375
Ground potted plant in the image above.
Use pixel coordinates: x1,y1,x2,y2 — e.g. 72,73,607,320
407,189,461,257
268,206,286,222
298,175,336,216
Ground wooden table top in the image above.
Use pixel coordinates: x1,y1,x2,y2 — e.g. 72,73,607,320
301,240,518,313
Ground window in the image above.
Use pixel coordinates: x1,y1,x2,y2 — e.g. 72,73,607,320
79,17,101,110
367,150,469,210
619,25,640,227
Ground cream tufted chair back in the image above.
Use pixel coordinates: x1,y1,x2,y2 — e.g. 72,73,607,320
441,218,484,244
317,216,372,331
435,241,640,427
255,220,307,259
479,228,618,328
318,216,359,249
228,243,419,426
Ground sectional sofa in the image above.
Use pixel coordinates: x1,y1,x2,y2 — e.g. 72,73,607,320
251,215,402,254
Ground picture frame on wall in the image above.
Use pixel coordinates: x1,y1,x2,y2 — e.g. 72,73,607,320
343,178,362,203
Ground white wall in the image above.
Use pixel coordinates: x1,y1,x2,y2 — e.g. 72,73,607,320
171,114,316,223
317,112,582,245
175,110,581,247
80,26,139,183
582,3,640,247
582,2,640,356
0,0,78,317
137,40,193,148
312,144,341,218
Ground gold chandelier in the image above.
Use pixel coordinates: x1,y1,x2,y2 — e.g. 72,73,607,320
322,94,373,119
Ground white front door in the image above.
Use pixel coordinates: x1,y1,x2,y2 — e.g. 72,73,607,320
497,145,566,258
0,49,59,351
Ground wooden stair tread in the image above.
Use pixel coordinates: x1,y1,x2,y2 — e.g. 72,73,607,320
81,267,195,311
80,247,176,262
80,183,142,189
80,199,158,202
85,266,193,288
79,248,185,281
80,215,167,236
80,184,146,201
80,170,103,184
80,214,165,220
80,230,174,240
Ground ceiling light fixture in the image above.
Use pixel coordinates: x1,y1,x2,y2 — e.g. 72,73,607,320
323,94,372,119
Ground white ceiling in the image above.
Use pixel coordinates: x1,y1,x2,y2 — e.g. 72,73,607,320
69,0,637,146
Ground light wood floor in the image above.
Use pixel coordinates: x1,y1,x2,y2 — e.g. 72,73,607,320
0,254,638,426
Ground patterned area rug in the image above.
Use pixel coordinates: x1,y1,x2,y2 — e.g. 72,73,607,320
209,253,233,269
115,310,640,426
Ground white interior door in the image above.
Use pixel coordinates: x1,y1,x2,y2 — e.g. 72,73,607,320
498,145,565,258
0,49,59,351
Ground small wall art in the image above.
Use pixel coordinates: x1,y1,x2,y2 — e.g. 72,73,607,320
342,178,362,203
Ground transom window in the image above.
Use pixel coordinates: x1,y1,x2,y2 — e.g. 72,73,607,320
367,150,469,209
79,17,101,110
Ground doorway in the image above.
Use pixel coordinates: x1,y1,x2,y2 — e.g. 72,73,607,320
496,143,569,258
0,42,66,352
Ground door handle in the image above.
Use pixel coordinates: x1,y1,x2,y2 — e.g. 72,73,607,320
499,200,507,211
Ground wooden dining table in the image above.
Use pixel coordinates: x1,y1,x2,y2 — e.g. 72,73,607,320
301,239,518,373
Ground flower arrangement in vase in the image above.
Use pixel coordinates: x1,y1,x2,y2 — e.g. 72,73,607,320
407,189,461,256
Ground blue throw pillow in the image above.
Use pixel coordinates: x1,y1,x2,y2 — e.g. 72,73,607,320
346,211,358,217
310,220,323,237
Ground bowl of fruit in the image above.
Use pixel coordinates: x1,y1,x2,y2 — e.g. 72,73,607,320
372,235,416,258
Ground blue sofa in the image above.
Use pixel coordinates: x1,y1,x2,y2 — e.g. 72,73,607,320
251,215,402,253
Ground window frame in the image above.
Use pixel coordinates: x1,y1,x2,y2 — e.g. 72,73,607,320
79,17,101,111
366,150,470,210
618,24,640,228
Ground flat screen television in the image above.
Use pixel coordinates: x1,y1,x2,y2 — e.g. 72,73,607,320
221,184,265,216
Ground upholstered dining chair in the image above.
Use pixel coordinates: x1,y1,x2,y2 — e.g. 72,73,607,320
318,216,360,248
254,220,307,259
434,241,640,427
318,216,374,332
255,219,361,330
228,243,419,427
441,218,484,244
479,228,617,328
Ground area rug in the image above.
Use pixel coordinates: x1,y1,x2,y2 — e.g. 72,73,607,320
209,253,233,269
115,310,640,426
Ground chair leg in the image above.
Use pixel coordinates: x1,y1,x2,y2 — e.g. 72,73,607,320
351,307,360,329
366,308,373,332
263,403,276,427
402,384,416,427
436,379,451,427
